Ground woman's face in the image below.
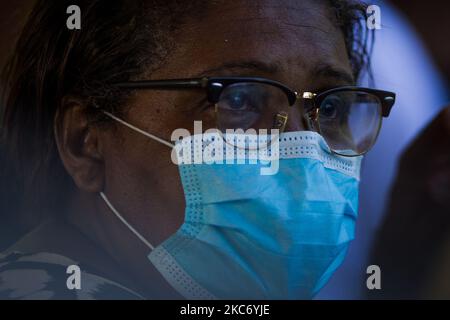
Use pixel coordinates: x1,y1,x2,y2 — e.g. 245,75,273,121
85,0,353,262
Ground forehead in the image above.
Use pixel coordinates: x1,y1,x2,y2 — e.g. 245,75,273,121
154,0,351,82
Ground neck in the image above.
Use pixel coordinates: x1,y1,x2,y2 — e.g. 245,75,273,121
65,190,182,299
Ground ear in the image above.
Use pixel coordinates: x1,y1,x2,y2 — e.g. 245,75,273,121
54,98,104,193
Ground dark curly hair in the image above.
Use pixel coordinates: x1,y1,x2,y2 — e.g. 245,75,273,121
0,0,372,230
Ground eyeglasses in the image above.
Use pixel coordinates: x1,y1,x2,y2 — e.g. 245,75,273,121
111,77,395,156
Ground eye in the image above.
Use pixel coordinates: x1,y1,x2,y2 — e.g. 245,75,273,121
320,95,344,119
226,91,248,110
222,89,259,111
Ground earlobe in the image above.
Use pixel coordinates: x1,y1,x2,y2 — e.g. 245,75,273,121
54,98,105,193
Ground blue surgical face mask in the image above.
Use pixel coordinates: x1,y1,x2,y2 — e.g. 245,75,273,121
100,112,362,299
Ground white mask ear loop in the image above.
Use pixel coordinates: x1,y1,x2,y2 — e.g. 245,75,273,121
100,192,155,251
102,111,174,149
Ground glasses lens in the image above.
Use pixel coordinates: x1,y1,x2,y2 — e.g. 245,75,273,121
216,82,290,149
318,91,382,156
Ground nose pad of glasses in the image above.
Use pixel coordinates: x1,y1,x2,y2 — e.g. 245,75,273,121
302,108,319,131
273,112,289,132
278,104,309,132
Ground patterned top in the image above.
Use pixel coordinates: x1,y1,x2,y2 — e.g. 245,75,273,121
0,251,144,300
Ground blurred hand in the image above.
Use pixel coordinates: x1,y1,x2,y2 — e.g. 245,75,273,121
397,105,450,211
369,106,450,299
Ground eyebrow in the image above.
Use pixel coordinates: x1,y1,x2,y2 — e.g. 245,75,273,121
196,60,280,77
196,59,355,85
313,63,355,85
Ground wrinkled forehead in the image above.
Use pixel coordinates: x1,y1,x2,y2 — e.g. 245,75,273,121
158,0,350,82
197,0,339,43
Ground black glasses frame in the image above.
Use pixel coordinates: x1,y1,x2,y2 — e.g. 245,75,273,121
109,77,396,156
111,76,396,117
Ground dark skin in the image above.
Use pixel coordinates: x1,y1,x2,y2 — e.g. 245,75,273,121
7,0,354,298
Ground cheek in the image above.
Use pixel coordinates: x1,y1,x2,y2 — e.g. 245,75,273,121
102,124,186,242
102,124,171,198
101,89,216,224
128,91,218,137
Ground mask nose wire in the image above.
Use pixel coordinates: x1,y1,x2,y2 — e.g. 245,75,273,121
100,192,155,251
102,111,175,148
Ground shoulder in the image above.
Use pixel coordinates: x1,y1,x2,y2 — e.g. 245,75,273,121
0,251,143,300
